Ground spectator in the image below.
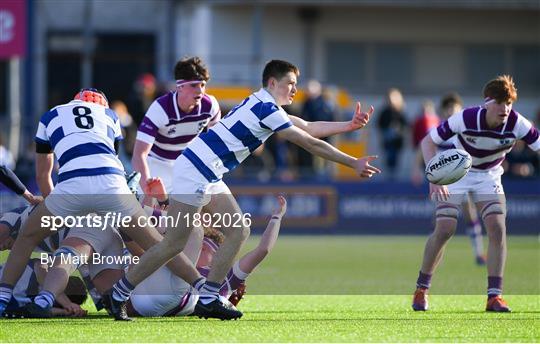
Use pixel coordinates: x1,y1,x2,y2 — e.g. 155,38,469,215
128,73,158,126
411,100,439,185
377,88,408,179
0,133,15,170
297,80,337,178
111,100,137,170
503,140,540,178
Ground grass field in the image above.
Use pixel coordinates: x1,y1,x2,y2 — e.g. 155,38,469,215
1,235,538,342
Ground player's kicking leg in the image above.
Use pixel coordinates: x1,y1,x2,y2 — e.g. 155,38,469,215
478,198,511,312
192,193,250,319
412,202,460,311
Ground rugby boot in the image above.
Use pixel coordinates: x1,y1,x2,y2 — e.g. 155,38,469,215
194,297,243,320
486,295,511,312
412,287,429,311
228,282,246,307
103,290,132,321
4,303,52,318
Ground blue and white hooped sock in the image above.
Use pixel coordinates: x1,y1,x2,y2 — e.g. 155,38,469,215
198,281,221,305
34,290,55,309
112,276,135,302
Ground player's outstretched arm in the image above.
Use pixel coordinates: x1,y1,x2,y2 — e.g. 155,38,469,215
237,196,287,274
289,102,373,138
35,153,54,197
278,125,381,179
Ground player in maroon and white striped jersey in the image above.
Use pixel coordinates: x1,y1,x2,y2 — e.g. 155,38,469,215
412,75,539,313
132,57,221,197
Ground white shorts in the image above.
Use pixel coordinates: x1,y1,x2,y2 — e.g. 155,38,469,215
171,155,231,207
147,155,175,194
130,266,197,317
65,224,125,279
445,167,505,205
45,174,142,218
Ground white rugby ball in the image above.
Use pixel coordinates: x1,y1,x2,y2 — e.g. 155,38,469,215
425,148,472,185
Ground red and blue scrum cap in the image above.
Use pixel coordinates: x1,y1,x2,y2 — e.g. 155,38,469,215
73,88,109,107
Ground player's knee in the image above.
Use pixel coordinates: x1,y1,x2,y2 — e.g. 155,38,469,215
433,220,457,241
480,201,505,221
435,204,460,222
485,217,506,243
53,246,83,271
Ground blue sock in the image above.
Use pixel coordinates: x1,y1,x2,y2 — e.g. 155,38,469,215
112,276,135,302
0,283,14,313
34,290,55,309
198,281,221,305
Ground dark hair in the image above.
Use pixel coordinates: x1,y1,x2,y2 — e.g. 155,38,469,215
64,276,88,305
440,92,462,110
483,75,517,103
174,56,210,81
262,60,300,87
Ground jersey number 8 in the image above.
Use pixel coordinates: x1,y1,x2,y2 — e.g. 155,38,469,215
72,106,94,129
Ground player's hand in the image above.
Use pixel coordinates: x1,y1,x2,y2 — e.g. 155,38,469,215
63,303,87,317
355,155,381,180
348,102,374,131
272,195,287,219
429,183,450,202
144,177,168,202
23,190,43,205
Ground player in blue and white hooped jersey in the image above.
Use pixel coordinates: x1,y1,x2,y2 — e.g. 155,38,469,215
133,57,221,196
412,75,540,312
0,89,202,320
109,59,381,321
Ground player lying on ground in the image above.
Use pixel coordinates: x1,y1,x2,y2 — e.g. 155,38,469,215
0,89,206,317
0,258,87,317
412,75,540,312
9,192,285,318
126,195,287,317
107,59,381,321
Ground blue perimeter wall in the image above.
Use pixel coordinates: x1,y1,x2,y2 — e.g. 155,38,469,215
227,179,540,235
1,179,538,235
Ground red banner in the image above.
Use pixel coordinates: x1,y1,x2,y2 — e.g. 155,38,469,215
0,0,26,58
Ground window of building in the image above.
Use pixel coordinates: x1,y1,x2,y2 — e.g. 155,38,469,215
512,46,540,92
374,44,413,88
465,46,507,91
325,41,366,89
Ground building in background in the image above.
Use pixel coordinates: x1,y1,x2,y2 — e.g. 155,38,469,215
1,0,539,179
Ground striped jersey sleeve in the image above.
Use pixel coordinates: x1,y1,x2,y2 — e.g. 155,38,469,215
515,114,540,151
136,100,169,145
430,110,466,144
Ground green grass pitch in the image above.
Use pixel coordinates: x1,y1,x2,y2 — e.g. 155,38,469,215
1,235,538,342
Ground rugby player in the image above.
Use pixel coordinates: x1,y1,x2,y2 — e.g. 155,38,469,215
0,89,205,318
108,59,381,321
412,75,540,312
133,56,221,197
